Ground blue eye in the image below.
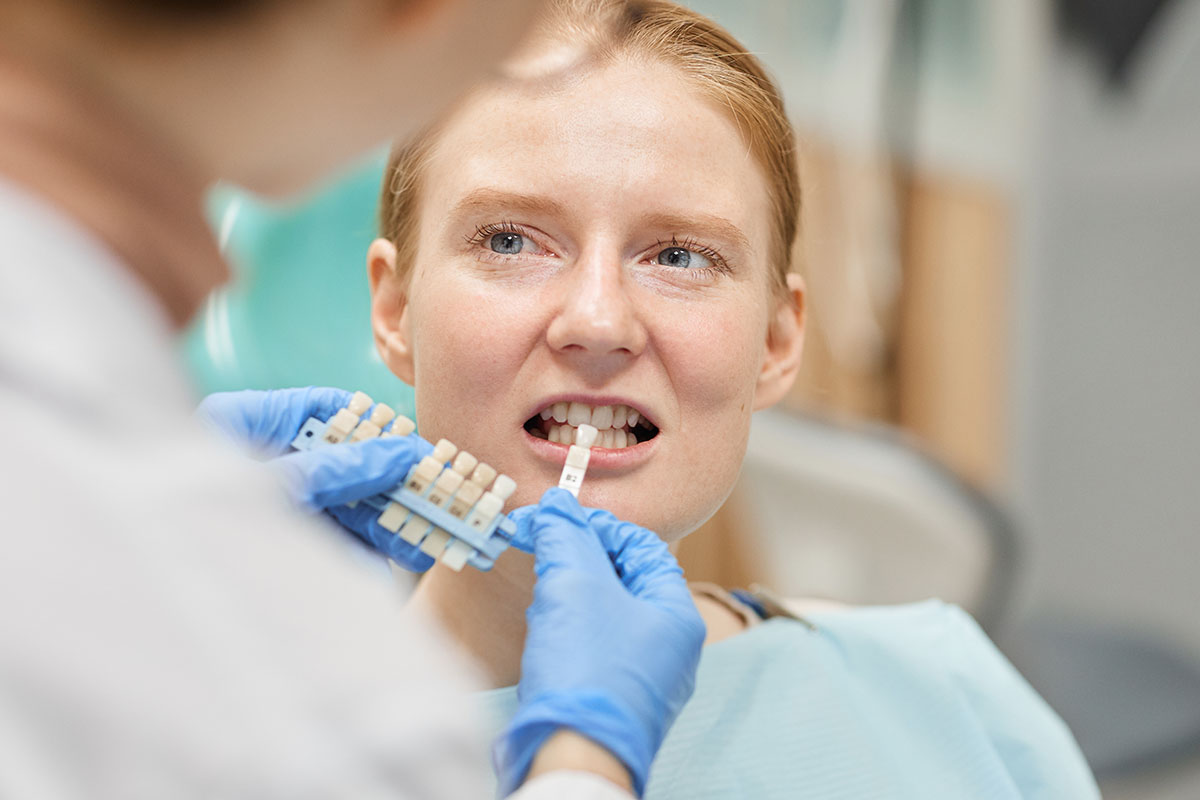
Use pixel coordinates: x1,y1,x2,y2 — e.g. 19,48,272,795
490,232,525,254
656,246,712,270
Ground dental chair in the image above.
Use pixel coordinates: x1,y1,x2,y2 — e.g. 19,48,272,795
732,408,1018,635
184,151,414,413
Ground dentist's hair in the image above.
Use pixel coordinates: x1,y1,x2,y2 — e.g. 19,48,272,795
378,0,800,296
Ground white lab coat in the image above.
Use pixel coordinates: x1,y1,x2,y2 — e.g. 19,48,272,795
0,179,628,799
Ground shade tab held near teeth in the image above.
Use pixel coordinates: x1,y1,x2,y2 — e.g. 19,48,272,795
575,424,598,448
558,424,597,497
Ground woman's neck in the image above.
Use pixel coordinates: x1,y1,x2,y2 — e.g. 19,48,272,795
409,545,752,689
409,550,536,688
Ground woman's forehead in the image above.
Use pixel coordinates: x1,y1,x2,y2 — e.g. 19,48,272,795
423,58,773,244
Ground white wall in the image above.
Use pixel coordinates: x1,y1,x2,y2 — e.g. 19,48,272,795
1010,0,1200,791
1014,0,1200,659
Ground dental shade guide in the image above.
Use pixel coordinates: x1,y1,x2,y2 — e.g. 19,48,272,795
290,394,518,572
557,423,598,497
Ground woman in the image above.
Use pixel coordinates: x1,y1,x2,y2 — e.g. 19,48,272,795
367,0,1099,796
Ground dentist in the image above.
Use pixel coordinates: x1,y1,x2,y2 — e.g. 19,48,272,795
0,1,703,798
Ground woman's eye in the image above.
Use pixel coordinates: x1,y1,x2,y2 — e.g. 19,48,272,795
489,232,526,255
656,246,712,270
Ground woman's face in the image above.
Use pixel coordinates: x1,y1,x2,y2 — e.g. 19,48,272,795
370,57,803,540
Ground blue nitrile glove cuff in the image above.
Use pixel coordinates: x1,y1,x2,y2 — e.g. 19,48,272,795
494,692,655,797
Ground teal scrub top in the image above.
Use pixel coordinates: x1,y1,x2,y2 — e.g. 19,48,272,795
481,600,1099,799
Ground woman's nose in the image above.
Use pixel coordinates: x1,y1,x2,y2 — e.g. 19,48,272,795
545,248,647,361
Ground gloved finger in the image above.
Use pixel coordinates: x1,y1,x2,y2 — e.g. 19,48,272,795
505,505,537,553
580,506,694,609
197,387,353,456
525,489,626,577
273,435,431,511
512,490,693,612
505,494,583,555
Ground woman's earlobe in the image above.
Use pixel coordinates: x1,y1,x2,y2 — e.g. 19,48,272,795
754,273,807,410
367,238,416,385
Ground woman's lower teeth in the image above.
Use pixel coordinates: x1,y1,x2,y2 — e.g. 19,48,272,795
546,423,635,448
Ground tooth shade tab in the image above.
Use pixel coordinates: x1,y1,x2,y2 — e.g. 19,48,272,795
491,475,517,500
471,463,497,488
452,451,478,477
368,403,395,428
347,391,372,416
388,415,416,437
558,423,596,497
575,424,598,448
431,439,457,464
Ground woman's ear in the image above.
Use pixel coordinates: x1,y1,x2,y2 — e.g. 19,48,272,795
367,238,416,385
754,272,806,410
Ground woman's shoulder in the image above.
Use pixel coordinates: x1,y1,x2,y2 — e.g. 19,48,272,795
697,597,1099,797
709,594,1026,706
755,596,1004,679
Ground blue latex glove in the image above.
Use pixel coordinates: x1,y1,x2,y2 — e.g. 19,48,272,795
195,387,436,571
497,489,706,797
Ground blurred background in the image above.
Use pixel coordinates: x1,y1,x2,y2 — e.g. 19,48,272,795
184,1,1200,796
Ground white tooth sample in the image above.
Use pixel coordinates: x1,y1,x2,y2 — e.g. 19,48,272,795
567,402,591,426
552,402,568,423
612,405,628,429
575,424,599,448
539,407,553,420
613,429,628,448
590,404,614,430
627,409,640,427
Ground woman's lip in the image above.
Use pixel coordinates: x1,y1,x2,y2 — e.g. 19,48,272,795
522,426,658,471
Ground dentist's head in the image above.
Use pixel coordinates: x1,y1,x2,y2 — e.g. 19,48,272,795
0,0,548,195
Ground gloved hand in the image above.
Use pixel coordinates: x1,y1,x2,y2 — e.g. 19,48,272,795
195,387,436,571
497,489,706,797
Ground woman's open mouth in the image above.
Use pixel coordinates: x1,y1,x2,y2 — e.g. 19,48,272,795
523,401,659,449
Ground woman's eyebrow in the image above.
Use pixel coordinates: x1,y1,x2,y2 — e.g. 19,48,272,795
449,188,566,219
447,190,752,252
641,211,752,253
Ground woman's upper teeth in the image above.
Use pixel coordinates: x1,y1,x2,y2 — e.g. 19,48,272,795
539,401,641,430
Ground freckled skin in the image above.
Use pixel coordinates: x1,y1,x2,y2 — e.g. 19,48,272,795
376,57,783,541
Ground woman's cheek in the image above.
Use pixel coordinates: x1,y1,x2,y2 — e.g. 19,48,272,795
666,304,763,413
